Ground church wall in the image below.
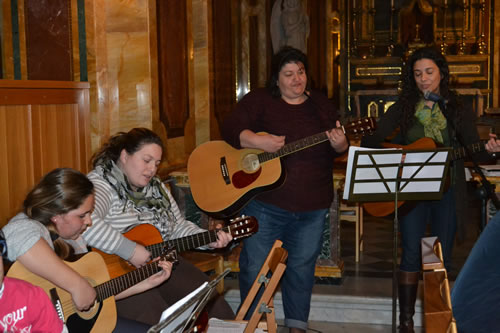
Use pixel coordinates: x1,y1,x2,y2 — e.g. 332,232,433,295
1,0,500,173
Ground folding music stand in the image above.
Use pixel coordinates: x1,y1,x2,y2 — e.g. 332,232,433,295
147,268,231,333
234,239,288,333
343,146,450,333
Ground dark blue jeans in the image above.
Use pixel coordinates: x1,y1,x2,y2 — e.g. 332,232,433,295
239,200,327,331
451,211,500,333
400,187,457,272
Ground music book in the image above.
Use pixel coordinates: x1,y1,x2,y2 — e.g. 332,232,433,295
152,282,208,333
206,318,266,333
343,146,449,201
343,146,399,200
480,164,500,177
149,268,231,333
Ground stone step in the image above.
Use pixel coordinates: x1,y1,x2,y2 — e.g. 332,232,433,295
224,288,424,327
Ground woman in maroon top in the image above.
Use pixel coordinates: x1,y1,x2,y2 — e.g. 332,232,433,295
222,46,348,333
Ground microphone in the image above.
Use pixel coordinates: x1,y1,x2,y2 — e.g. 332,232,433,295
424,91,448,105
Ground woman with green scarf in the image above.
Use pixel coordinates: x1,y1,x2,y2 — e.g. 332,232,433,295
361,47,498,333
82,128,235,326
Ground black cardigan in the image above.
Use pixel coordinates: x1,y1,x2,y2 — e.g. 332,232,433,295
362,94,492,242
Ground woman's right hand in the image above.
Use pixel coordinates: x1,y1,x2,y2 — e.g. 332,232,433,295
257,134,286,152
239,130,285,153
129,243,152,268
71,278,97,311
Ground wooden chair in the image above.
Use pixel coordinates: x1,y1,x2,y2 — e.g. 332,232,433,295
235,240,288,333
335,184,364,262
421,236,457,333
339,197,364,262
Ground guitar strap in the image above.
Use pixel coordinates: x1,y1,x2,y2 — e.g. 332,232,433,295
0,230,7,259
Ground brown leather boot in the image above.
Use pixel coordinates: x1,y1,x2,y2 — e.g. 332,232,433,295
398,271,419,333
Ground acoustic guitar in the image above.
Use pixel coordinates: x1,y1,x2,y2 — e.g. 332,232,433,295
93,215,258,279
188,118,376,217
7,248,178,333
362,137,488,217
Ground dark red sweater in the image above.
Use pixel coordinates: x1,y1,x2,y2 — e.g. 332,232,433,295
221,88,341,212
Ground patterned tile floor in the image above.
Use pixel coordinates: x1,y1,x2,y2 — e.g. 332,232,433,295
220,184,484,332
339,182,483,281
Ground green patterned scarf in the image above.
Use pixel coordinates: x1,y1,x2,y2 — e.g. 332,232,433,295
414,99,447,144
95,159,176,239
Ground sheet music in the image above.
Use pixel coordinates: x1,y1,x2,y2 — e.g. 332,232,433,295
399,151,448,192
343,146,449,201
343,146,401,200
157,282,208,333
480,164,500,177
207,318,266,333
149,269,231,333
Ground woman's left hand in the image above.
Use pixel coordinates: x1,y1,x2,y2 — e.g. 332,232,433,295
485,133,500,154
115,257,174,299
145,258,173,288
326,120,349,153
208,229,233,249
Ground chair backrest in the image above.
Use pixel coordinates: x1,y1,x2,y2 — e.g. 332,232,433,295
421,236,457,333
235,239,288,333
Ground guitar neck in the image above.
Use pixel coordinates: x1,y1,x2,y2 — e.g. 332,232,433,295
95,260,162,301
451,142,486,160
146,226,230,257
259,131,330,163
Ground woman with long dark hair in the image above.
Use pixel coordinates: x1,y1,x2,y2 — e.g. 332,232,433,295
362,46,500,332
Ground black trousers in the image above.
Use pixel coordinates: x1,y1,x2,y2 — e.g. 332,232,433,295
115,256,234,326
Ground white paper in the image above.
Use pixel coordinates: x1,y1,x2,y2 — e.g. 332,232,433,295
343,146,402,200
343,146,449,200
158,282,208,333
480,164,500,177
206,318,266,333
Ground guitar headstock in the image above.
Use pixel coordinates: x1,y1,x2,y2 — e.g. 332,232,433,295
228,215,259,240
343,117,377,138
160,246,179,265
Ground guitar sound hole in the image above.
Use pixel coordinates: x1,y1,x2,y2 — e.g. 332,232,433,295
67,301,102,332
241,153,260,173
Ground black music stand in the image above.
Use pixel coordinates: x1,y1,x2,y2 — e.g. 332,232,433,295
343,146,450,332
147,268,231,333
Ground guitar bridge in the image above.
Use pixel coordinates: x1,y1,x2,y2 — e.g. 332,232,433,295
50,288,65,322
220,157,231,185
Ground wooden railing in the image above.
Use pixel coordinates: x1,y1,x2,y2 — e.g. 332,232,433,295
0,80,91,227
421,236,457,333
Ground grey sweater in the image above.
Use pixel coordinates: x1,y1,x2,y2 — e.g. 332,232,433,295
82,170,205,260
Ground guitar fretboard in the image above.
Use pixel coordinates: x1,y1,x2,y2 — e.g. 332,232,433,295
451,142,486,160
256,118,375,163
95,260,162,301
146,226,231,257
259,132,329,163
